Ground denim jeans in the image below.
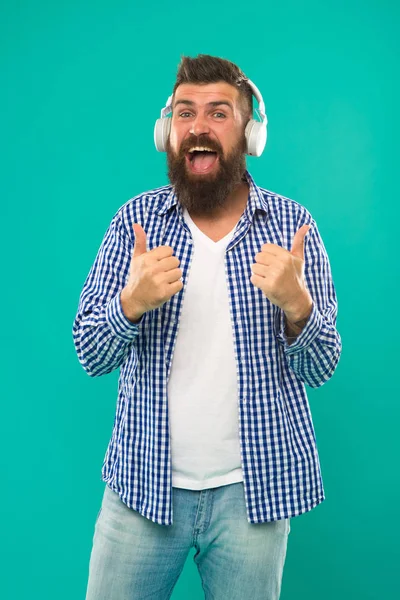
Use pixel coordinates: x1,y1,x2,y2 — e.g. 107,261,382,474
85,481,290,600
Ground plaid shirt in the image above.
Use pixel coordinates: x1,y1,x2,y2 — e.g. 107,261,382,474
72,170,342,525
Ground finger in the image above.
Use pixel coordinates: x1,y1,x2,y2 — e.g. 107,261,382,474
132,224,147,257
251,263,268,278
260,243,287,256
290,224,310,257
158,256,180,271
164,268,183,284
250,273,265,288
149,245,175,260
254,251,274,267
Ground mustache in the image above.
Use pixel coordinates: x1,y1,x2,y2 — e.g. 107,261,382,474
179,136,222,156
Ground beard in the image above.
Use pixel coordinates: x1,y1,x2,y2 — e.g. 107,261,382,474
165,131,247,218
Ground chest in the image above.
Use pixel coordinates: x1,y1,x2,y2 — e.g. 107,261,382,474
189,216,241,242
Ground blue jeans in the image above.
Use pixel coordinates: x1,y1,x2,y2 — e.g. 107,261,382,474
85,482,290,600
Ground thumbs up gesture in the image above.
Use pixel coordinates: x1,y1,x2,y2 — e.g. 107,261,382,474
250,225,313,320
120,223,183,323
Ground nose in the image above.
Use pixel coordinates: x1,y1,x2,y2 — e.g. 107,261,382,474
189,113,210,137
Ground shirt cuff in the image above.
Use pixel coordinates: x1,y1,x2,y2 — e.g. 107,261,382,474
276,302,324,354
106,292,144,341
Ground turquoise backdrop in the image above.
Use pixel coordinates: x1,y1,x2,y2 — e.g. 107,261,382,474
1,1,398,598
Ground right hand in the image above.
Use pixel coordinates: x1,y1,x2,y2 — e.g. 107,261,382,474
120,223,184,322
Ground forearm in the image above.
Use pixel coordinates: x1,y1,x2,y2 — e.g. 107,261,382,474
72,292,140,377
276,214,342,387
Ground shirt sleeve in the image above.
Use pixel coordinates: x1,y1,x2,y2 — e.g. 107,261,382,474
72,210,144,377
275,216,342,388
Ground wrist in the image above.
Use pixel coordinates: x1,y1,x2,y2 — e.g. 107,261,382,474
283,294,313,344
120,288,145,323
284,294,313,325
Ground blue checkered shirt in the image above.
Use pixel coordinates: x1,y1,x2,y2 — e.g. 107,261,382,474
72,170,342,525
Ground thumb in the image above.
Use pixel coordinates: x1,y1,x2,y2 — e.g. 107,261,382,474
132,223,147,257
290,224,310,259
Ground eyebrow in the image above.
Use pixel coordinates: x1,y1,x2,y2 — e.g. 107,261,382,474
173,99,234,111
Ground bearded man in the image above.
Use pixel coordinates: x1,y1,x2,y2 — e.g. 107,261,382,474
73,54,342,600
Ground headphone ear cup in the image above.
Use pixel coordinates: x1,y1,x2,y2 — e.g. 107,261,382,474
245,119,267,157
154,117,171,152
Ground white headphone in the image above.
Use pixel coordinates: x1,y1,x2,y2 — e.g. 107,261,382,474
154,78,268,157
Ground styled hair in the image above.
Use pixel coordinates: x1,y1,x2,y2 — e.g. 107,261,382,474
172,54,253,121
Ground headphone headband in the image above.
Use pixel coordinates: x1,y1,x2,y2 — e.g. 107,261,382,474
160,79,266,123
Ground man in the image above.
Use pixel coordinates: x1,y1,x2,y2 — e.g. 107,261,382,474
73,54,342,600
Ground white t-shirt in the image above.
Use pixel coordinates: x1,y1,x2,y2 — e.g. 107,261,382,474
168,207,244,490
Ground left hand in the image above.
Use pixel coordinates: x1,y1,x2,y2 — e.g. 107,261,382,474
250,224,313,317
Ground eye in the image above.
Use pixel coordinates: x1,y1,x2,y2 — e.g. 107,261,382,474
177,111,226,118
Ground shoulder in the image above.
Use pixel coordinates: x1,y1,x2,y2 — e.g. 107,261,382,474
256,184,314,228
117,182,173,217
110,183,174,242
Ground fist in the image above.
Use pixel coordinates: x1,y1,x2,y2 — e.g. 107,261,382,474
121,223,183,322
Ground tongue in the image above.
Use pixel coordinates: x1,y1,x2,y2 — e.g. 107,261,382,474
192,152,217,172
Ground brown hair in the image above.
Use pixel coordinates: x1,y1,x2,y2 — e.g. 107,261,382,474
172,54,253,121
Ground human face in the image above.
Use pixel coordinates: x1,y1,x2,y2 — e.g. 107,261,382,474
166,82,248,216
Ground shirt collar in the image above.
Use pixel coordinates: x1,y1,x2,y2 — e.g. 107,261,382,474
154,169,269,219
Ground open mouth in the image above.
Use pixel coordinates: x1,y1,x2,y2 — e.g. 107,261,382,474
185,149,219,174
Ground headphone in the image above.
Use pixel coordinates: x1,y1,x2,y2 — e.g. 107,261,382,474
154,78,268,157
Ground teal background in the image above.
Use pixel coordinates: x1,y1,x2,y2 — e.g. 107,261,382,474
1,1,398,598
